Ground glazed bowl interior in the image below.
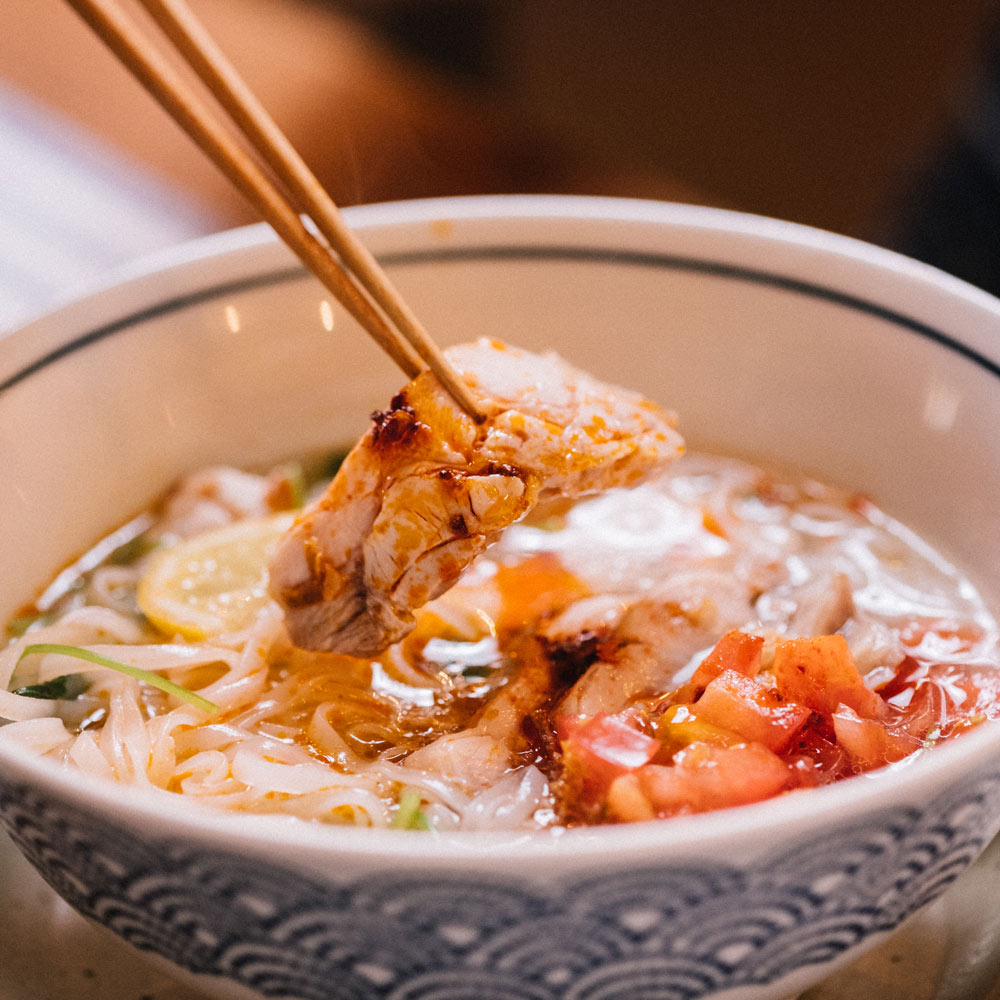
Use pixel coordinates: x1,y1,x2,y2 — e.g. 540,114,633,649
2,194,1000,864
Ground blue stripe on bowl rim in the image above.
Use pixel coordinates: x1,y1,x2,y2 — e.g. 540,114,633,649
2,246,999,397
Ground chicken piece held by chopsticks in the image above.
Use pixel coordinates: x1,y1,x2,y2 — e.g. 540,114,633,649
269,339,684,655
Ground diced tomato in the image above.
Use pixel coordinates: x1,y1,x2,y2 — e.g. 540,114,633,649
559,624,998,824
695,630,764,683
672,630,765,703
653,703,744,753
949,662,1000,725
695,669,812,753
558,713,658,800
772,634,885,720
603,773,657,822
831,704,922,770
880,658,951,739
783,716,852,783
879,656,998,739
606,742,792,820
888,680,949,740
495,553,590,633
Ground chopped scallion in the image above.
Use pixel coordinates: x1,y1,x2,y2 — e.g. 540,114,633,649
391,787,435,833
412,810,436,834
16,643,218,714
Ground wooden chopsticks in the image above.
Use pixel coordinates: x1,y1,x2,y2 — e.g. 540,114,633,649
65,0,486,422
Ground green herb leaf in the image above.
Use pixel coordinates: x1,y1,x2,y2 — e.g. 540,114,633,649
16,644,219,714
14,673,91,701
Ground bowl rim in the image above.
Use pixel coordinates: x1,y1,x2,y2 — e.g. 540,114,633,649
4,193,999,396
2,193,1000,867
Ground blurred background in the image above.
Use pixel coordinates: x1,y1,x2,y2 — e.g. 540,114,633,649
1,0,999,330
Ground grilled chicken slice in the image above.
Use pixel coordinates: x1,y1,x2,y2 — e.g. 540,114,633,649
269,339,683,655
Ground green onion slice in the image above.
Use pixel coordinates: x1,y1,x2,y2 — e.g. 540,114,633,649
413,810,436,834
16,643,219,715
390,787,436,833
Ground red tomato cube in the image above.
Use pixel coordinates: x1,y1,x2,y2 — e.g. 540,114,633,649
610,742,792,819
832,704,922,770
673,630,765,702
558,713,658,799
695,669,812,752
772,634,885,720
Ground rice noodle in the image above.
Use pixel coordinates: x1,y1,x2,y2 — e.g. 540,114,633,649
86,565,143,615
2,456,998,831
463,766,551,831
0,716,75,755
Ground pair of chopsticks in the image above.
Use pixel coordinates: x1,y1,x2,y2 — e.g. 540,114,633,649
66,0,485,422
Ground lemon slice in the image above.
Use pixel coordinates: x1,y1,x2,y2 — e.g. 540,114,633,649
137,512,295,639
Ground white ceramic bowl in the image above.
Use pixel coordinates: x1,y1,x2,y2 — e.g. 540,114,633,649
2,196,1000,1000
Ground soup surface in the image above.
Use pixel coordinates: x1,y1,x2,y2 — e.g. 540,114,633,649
2,453,998,830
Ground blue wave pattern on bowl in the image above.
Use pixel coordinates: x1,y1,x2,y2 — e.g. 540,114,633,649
2,773,1000,1000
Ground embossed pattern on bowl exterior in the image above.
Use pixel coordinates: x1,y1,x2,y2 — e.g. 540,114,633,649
4,766,1000,1000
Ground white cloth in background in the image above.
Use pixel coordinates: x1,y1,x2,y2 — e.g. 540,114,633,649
0,84,213,333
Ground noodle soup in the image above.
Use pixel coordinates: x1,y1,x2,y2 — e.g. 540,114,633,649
3,451,997,830
4,199,1000,1000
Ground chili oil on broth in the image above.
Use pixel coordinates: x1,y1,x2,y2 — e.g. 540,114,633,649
1,452,998,832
